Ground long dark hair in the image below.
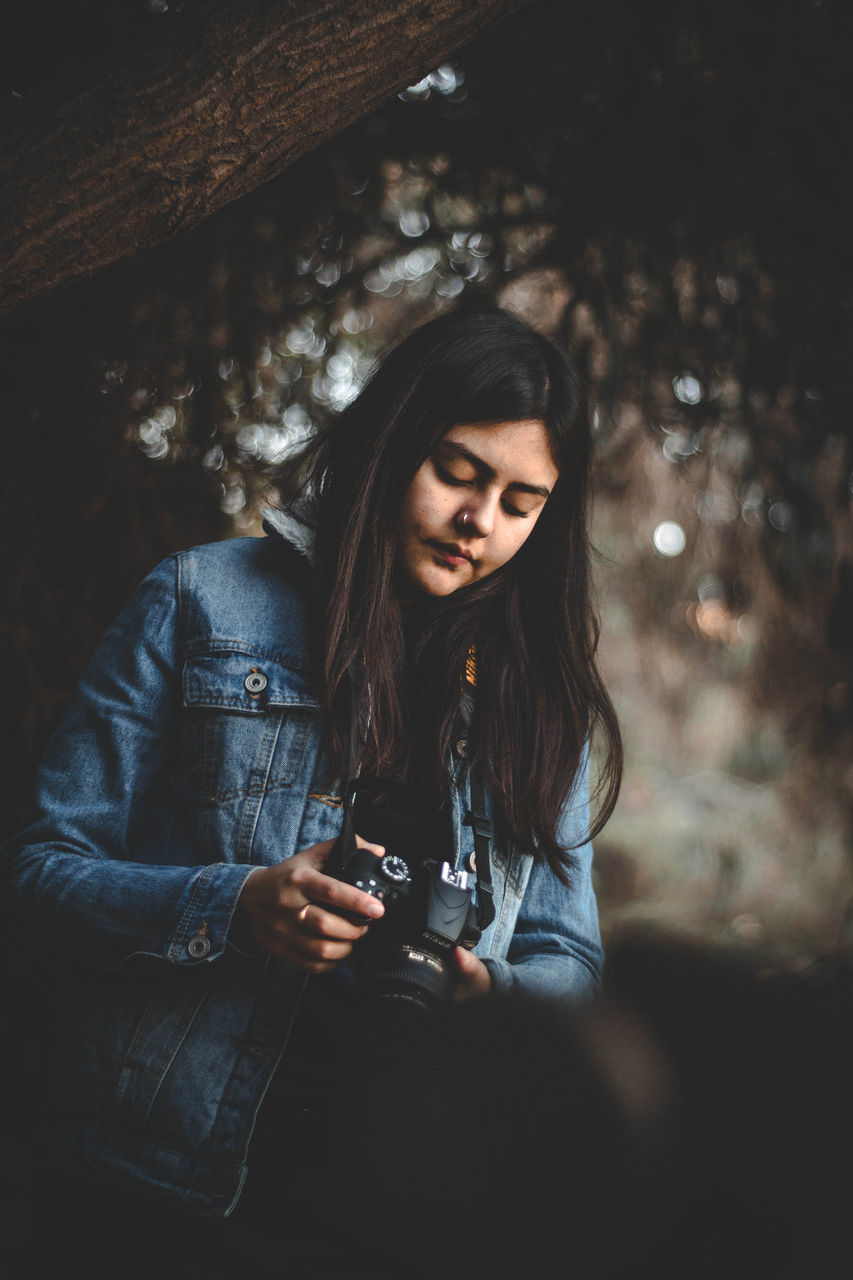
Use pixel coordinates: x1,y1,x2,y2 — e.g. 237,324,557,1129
276,307,621,879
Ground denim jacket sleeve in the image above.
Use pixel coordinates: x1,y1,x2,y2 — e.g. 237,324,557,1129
0,555,257,972
481,746,603,1002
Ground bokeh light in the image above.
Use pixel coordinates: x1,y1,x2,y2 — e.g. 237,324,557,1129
653,521,687,557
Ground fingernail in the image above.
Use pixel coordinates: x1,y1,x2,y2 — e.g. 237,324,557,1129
366,903,384,918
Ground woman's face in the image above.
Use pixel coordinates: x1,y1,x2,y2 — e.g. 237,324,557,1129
398,418,559,597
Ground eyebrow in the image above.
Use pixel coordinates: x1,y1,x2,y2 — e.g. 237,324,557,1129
437,439,554,500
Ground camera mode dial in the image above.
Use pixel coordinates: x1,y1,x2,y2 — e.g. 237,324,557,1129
380,854,410,884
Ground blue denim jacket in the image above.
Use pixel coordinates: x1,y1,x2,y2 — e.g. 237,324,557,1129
1,529,602,1216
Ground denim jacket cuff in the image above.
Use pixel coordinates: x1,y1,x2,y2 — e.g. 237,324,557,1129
482,957,515,994
163,863,260,965
482,954,601,1002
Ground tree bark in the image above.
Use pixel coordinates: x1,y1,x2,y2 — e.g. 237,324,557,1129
0,0,530,317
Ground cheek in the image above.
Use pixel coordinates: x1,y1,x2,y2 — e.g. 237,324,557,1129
408,492,434,530
492,515,543,570
403,475,452,532
400,477,424,533
400,498,427,547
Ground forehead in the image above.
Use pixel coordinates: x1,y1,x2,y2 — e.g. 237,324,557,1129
440,418,559,482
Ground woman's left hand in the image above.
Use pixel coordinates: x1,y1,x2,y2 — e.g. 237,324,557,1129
452,947,492,1001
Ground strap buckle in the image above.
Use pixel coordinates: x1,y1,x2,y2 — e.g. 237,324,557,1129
465,810,492,841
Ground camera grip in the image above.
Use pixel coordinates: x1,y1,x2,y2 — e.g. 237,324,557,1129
423,875,472,947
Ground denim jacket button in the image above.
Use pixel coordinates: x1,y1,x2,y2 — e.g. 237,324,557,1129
244,670,268,696
187,933,212,959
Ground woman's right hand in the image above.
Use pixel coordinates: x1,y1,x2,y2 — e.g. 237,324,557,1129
236,838,386,972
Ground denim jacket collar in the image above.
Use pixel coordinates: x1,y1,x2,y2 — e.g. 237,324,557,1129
261,496,319,565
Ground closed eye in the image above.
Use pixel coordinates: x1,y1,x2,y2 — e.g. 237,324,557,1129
434,461,474,487
436,461,534,516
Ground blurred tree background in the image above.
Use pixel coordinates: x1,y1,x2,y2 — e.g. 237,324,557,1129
3,0,853,970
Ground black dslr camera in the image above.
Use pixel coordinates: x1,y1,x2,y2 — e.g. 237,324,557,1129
326,777,481,1017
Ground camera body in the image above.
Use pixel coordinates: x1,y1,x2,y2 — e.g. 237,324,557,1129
328,779,480,1016
331,845,415,922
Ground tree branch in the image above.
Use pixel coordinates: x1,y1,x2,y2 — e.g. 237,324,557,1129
0,0,531,316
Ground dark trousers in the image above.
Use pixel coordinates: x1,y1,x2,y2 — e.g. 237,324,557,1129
22,1167,427,1280
21,981,433,1279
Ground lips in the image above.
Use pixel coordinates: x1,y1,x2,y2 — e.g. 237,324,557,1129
430,541,474,566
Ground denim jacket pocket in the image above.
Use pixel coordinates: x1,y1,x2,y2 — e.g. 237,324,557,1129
177,647,320,806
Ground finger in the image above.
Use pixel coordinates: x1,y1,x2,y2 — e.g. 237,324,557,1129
294,836,382,877
353,835,385,856
308,870,386,922
288,931,358,970
295,839,338,872
452,946,491,1000
297,901,368,941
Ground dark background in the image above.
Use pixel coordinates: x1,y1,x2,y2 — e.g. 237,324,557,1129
2,0,853,1264
4,0,852,954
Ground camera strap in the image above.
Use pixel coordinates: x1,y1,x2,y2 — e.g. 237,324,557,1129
465,770,495,935
344,666,494,933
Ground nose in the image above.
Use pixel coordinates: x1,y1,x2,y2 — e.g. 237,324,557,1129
455,493,497,538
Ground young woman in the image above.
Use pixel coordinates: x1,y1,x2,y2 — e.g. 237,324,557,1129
2,307,621,1277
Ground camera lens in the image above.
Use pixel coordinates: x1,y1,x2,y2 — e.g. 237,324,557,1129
361,943,454,1015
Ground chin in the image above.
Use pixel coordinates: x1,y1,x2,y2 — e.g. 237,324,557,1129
406,564,465,598
417,577,460,598
399,544,479,597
